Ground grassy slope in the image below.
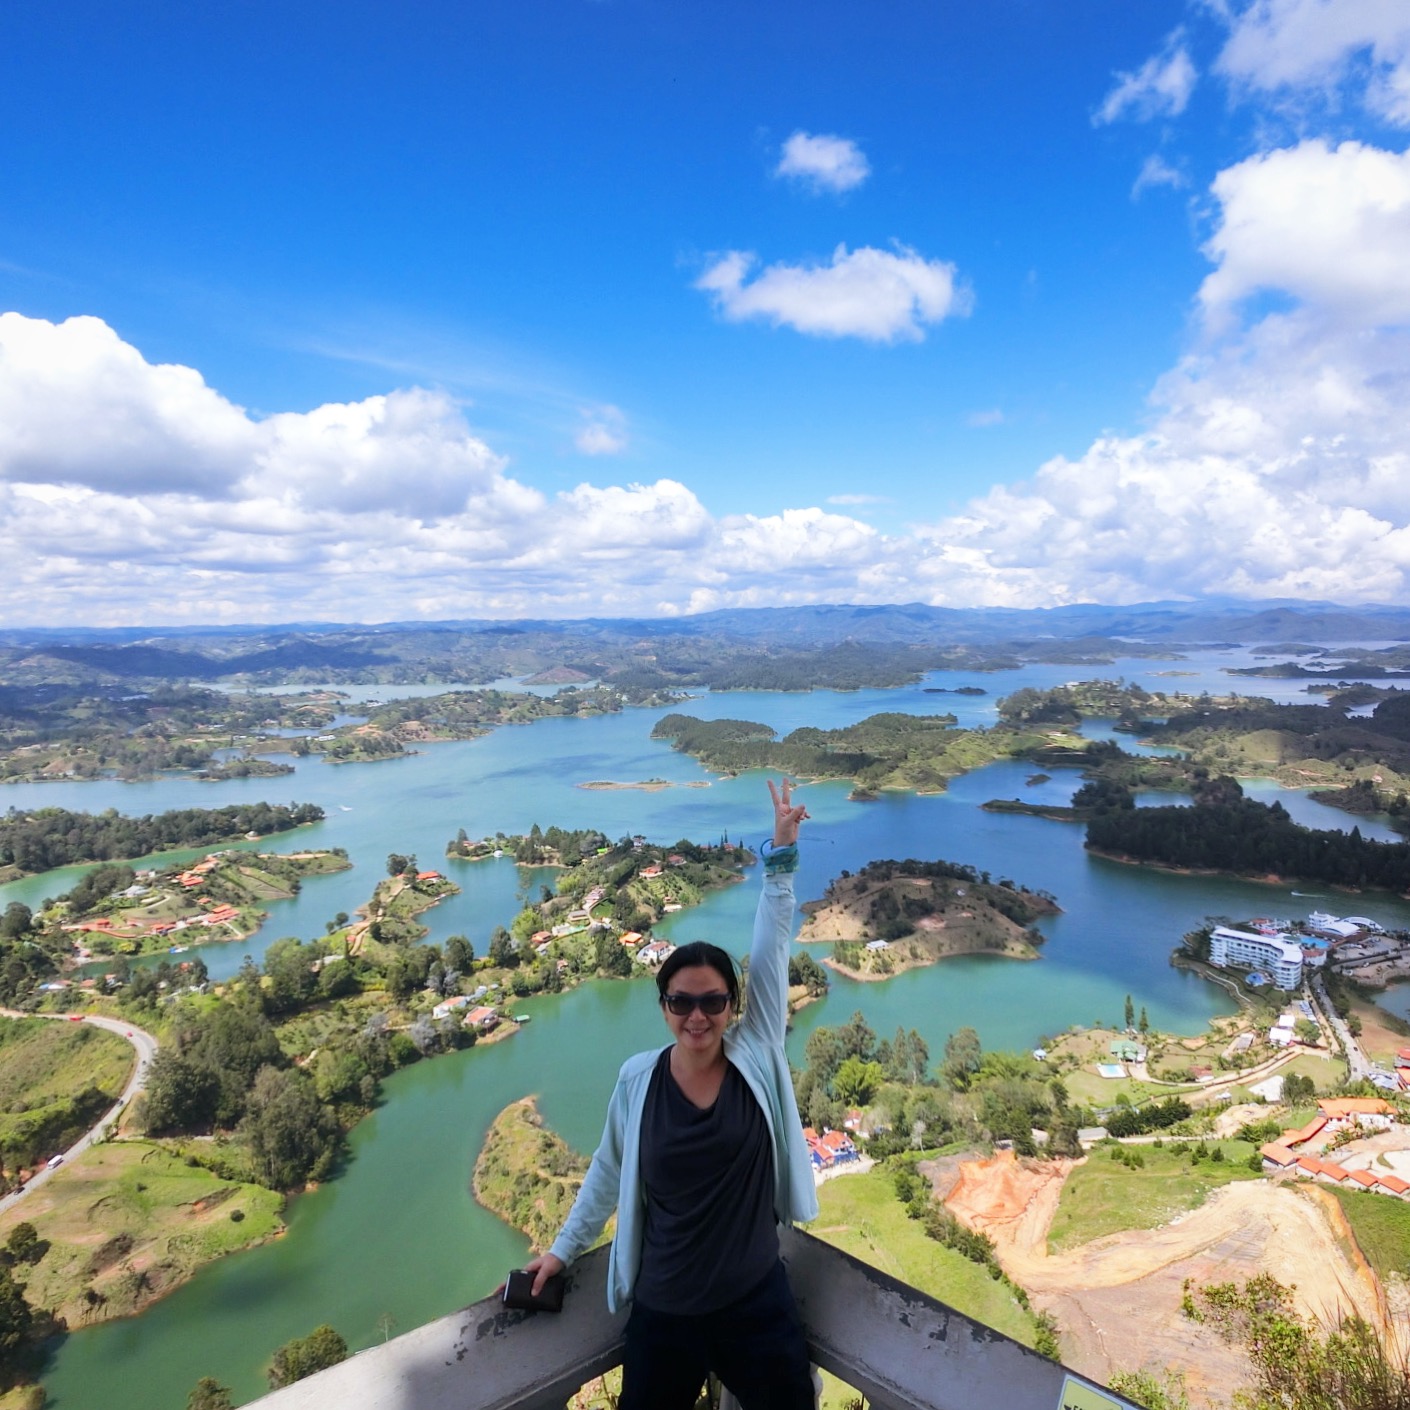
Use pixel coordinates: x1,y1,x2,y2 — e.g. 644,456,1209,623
0,1141,283,1327
1047,1142,1261,1253
810,1169,1034,1343
1331,1186,1410,1285
0,1018,133,1164
0,1019,132,1110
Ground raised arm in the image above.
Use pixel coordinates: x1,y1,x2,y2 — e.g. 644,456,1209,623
741,779,808,1049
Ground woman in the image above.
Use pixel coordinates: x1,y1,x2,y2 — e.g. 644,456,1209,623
521,778,819,1410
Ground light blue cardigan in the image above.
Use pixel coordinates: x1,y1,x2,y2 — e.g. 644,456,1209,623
547,869,819,1313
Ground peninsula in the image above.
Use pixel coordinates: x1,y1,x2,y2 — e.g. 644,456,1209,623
798,858,1059,980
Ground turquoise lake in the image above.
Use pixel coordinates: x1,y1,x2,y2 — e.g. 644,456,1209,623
7,649,1410,1408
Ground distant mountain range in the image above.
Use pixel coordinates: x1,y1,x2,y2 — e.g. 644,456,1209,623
1,599,1407,687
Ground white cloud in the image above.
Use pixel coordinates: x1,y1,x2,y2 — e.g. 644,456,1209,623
1198,139,1410,326
1132,153,1187,197
695,244,972,343
0,312,257,494
966,408,1005,428
893,136,1410,608
1215,0,1410,125
574,404,628,456
252,388,520,519
827,493,891,506
1095,31,1198,124
9,127,1410,635
774,131,871,193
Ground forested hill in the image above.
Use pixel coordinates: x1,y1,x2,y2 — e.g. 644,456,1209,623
650,711,1052,794
1085,795,1410,894
0,803,324,875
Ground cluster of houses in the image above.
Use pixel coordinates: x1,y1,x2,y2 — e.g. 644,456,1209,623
802,1125,860,1174
1259,1097,1409,1196
58,854,247,950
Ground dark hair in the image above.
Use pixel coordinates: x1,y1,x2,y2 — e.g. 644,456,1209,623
656,941,740,1010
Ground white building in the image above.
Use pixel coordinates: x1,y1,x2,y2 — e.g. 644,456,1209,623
1209,925,1303,990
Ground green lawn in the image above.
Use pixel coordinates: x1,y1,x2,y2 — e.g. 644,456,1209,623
1331,1187,1410,1284
810,1169,1034,1345
1047,1142,1262,1253
1061,1069,1198,1108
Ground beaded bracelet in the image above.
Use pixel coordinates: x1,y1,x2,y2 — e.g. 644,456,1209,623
762,841,799,875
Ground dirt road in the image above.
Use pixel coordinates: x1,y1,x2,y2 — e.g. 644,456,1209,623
937,1152,1385,1406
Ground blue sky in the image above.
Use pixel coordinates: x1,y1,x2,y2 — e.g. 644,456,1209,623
2,0,1409,625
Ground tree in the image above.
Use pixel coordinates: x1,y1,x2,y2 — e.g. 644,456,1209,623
263,937,318,1014
488,927,519,968
0,1264,34,1379
4,1223,41,1265
0,902,33,940
882,1026,930,1085
142,1051,222,1134
595,929,634,977
268,1324,348,1388
1138,1006,1149,1035
787,950,828,996
1294,1018,1321,1046
445,935,474,972
833,1056,885,1108
386,854,411,878
1124,994,1135,1029
186,1377,235,1410
242,1067,340,1189
942,1027,983,1091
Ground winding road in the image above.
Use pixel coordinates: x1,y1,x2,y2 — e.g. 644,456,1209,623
0,1008,159,1216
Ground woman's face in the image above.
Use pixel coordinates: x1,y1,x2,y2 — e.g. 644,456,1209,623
660,964,734,1056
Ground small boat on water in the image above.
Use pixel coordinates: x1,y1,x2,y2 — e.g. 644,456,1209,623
514,1014,531,1023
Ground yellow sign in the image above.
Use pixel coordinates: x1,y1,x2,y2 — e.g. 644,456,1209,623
1058,1375,1129,1410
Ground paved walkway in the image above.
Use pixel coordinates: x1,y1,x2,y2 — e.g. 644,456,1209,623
0,1007,159,1215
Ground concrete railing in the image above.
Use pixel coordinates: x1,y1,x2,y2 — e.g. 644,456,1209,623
246,1227,1137,1410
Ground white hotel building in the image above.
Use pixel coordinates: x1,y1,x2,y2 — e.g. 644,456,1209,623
1208,925,1303,990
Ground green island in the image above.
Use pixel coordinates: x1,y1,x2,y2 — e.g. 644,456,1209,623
0,802,325,882
797,859,1058,980
1085,784,1410,893
0,686,342,785
319,685,678,765
473,1098,592,1254
445,825,753,982
0,682,681,785
649,682,1264,800
650,711,1061,796
0,847,351,1002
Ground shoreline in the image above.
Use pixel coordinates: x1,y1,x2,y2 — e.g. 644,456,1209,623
818,936,1041,983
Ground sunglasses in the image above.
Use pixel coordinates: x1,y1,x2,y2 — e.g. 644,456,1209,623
661,992,731,1017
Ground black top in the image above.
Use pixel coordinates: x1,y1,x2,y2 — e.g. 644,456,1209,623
633,1046,778,1315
